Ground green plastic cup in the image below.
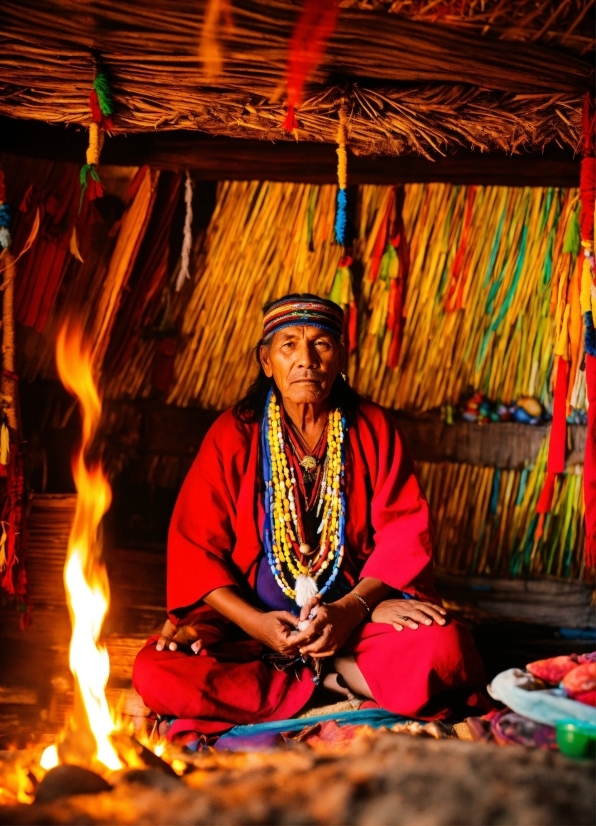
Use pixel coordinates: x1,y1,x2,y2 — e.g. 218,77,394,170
556,720,596,760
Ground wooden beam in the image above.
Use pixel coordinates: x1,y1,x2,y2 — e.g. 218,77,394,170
436,572,595,628
0,117,581,187
100,399,586,471
397,418,586,470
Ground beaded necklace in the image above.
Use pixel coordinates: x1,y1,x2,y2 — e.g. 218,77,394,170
261,388,346,608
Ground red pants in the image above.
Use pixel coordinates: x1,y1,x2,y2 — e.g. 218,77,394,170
133,616,486,734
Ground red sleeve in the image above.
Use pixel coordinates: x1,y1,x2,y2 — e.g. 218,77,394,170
357,405,436,600
166,411,249,619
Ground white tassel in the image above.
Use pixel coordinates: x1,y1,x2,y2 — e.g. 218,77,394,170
175,171,193,292
295,574,319,607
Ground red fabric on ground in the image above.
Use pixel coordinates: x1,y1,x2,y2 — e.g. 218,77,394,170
348,619,485,720
133,400,485,732
133,613,485,733
133,618,315,734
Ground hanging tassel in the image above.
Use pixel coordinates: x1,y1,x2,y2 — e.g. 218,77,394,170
175,171,194,292
334,189,348,247
334,105,349,246
295,573,319,607
79,163,103,209
548,356,570,476
330,104,357,353
282,0,339,132
282,104,299,135
80,59,114,208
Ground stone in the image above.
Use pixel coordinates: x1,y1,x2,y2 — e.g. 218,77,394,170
35,765,112,804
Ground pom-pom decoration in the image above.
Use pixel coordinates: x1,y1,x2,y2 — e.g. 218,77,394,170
90,70,115,134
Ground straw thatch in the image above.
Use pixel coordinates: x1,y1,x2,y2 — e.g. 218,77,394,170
99,180,583,413
420,449,586,580
0,0,591,156
344,0,595,56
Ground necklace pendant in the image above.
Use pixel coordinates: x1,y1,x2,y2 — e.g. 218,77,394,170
300,455,318,484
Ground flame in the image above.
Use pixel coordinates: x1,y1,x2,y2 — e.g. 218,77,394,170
39,744,58,771
41,322,121,772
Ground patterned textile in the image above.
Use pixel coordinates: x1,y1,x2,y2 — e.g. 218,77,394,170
263,294,343,338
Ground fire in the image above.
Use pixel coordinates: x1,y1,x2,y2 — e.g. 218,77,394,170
41,322,121,772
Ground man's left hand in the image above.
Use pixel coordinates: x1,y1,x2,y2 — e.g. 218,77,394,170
295,595,367,658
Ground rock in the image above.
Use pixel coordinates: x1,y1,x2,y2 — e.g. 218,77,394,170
117,768,182,792
35,764,112,803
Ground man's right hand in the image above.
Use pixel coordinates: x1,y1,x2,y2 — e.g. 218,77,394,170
156,618,202,653
246,610,303,656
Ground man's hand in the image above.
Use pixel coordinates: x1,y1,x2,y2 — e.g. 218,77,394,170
371,598,446,631
294,596,367,658
246,610,304,656
156,618,202,653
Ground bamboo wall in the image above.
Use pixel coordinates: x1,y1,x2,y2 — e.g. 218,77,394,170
5,159,585,578
105,181,583,413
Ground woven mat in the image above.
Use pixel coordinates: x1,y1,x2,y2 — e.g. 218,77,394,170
453,721,474,740
298,699,363,719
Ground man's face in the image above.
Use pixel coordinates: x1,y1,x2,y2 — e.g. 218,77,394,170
260,325,342,406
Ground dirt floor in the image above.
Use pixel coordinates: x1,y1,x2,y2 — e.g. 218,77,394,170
0,730,594,826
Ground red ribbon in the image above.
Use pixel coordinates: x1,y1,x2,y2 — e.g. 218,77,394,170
582,92,595,157
283,0,339,131
580,157,595,244
369,190,395,284
446,187,475,312
547,356,569,476
535,357,569,519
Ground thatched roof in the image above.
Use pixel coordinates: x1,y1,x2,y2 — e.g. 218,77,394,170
1,0,593,157
345,0,595,56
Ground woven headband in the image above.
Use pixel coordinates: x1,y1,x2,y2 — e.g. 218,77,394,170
263,297,344,339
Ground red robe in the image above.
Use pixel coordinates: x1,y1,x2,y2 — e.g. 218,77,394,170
133,401,485,732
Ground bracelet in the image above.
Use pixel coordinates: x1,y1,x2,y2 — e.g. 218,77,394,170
351,591,371,614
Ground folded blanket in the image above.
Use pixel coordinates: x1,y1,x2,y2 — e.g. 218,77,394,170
488,668,596,728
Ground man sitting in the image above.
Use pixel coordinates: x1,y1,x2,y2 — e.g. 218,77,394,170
133,293,485,734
